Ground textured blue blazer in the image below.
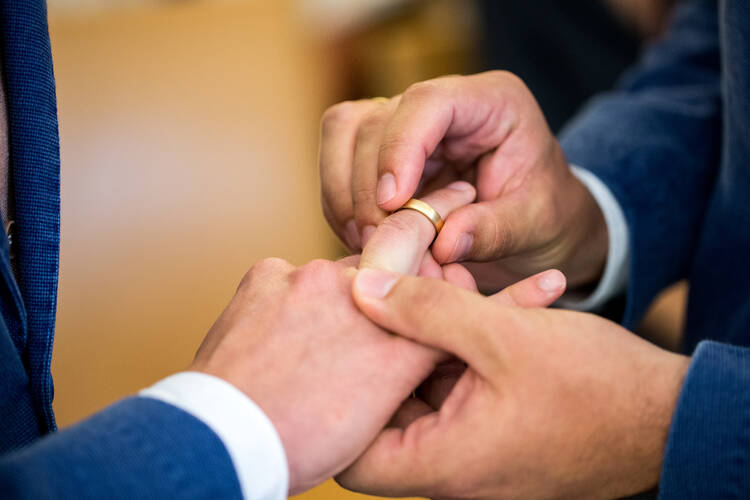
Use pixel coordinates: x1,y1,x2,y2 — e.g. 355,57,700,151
0,1,243,498
2,0,750,498
562,0,750,497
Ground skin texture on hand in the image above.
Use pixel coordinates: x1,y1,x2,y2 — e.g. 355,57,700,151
189,258,442,495
338,271,691,500
186,175,568,495
319,71,609,292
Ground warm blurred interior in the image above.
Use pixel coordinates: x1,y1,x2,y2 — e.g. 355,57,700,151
48,1,684,498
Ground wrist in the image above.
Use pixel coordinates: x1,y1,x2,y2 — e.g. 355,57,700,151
556,170,609,289
650,353,691,481
624,351,690,496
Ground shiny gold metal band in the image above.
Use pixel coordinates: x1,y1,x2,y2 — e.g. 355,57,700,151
397,198,444,233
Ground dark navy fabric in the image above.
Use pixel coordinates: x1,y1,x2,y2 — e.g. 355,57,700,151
0,397,243,499
1,0,62,435
0,1,243,497
561,0,750,497
660,342,750,498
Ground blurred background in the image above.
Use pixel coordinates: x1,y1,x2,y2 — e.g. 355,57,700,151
47,0,682,498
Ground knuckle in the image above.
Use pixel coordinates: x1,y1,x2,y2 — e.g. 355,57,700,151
403,79,443,102
378,212,421,240
292,258,337,286
491,218,512,257
356,109,388,138
352,187,379,222
352,187,387,226
321,100,360,132
239,257,292,290
504,72,524,90
485,69,524,88
476,204,511,259
258,256,293,271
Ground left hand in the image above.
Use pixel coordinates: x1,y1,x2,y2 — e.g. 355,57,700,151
338,270,690,500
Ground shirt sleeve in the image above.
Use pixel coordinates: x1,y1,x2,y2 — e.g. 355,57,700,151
558,0,721,327
557,166,630,312
140,372,288,500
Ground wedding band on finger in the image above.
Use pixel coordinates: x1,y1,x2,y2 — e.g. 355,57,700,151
371,96,389,105
396,198,444,234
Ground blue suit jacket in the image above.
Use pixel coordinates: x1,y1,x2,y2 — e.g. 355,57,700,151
562,0,750,497
0,2,242,498
3,0,750,498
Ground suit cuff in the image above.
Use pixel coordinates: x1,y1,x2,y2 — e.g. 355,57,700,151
659,341,750,499
140,372,288,500
559,165,630,311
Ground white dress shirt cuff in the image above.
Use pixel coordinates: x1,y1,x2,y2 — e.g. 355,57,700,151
560,165,630,311
140,372,288,500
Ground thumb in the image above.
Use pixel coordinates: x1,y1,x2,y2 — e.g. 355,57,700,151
352,268,500,375
431,197,531,263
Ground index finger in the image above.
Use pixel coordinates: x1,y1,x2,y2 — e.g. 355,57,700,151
375,79,459,212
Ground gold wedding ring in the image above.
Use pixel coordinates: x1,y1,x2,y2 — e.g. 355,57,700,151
372,96,389,105
397,198,444,233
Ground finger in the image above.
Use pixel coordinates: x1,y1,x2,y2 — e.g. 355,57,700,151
359,181,475,274
351,98,399,239
462,260,523,294
320,99,381,250
417,359,465,410
490,269,566,307
336,254,361,268
417,251,443,279
431,196,532,263
352,269,503,375
376,73,517,212
374,80,458,213
337,370,479,498
336,412,444,498
388,397,432,429
441,263,478,292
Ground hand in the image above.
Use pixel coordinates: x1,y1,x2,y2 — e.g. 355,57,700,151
189,258,440,495
358,178,570,424
338,270,690,499
187,179,566,495
319,71,608,291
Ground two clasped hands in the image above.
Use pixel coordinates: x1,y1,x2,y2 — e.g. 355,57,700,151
191,72,689,499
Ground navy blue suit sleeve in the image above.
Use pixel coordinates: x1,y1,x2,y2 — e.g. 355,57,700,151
0,397,243,499
660,341,750,498
559,0,722,327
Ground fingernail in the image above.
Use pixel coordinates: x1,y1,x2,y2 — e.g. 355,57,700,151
362,225,376,246
446,181,473,193
449,233,473,262
377,173,396,206
344,219,361,250
538,270,565,293
355,268,399,299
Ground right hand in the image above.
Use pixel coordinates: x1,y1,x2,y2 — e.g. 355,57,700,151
319,71,609,292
